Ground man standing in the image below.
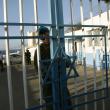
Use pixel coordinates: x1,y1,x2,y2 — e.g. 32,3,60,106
25,49,31,64
34,26,52,110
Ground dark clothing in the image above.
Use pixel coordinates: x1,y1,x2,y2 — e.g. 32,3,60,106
34,49,37,71
0,54,4,72
40,43,50,60
34,43,72,110
25,50,31,64
34,43,52,110
0,60,4,72
34,43,50,73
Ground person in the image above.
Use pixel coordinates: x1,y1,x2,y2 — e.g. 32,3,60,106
0,52,4,72
34,26,52,110
34,26,72,110
67,53,79,78
25,49,31,64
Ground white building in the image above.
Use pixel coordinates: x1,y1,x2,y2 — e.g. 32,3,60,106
26,31,37,61
27,31,37,48
65,10,110,69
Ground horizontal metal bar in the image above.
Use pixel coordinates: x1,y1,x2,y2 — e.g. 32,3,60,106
25,95,52,103
62,24,107,28
0,34,105,39
0,36,55,39
0,22,55,27
65,34,105,38
26,102,53,110
66,87,106,100
26,89,107,110
0,22,107,28
42,80,52,85
67,96,107,110
43,96,52,100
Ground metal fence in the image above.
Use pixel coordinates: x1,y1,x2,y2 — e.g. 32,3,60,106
0,0,109,110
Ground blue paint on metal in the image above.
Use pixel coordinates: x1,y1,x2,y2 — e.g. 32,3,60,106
0,25,108,110
102,55,109,69
0,2,108,110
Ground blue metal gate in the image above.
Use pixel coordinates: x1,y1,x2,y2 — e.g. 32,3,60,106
0,0,109,110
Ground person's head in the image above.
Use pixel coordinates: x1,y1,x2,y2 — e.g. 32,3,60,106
26,49,29,52
38,26,50,43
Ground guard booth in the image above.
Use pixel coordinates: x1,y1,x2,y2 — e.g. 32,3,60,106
0,0,109,110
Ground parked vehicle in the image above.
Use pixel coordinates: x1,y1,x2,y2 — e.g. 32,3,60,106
3,53,22,64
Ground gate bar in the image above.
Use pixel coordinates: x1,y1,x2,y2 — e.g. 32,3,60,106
0,22,107,28
19,0,28,108
69,0,78,110
106,1,110,62
92,32,97,110
89,0,93,24
33,0,43,109
98,1,105,110
101,33,106,110
3,0,14,110
0,34,106,39
55,0,68,109
50,0,59,109
103,28,109,97
89,1,98,110
0,22,55,26
80,0,88,110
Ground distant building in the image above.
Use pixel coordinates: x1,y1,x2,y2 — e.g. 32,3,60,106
65,10,110,69
26,31,37,61
27,31,37,47
26,31,43,61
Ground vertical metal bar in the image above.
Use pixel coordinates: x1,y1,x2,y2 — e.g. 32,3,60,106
98,0,102,25
106,2,110,59
80,0,88,110
3,0,14,110
80,0,84,25
89,0,93,24
69,0,75,55
100,35,105,110
69,1,78,110
89,0,97,110
76,0,83,64
19,0,28,108
33,0,38,30
98,1,105,110
106,2,110,28
50,0,60,110
55,0,68,110
56,0,65,109
80,0,84,64
92,37,97,110
103,28,109,98
33,0,43,109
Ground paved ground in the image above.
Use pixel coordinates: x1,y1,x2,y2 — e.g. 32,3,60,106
0,64,38,110
0,64,110,110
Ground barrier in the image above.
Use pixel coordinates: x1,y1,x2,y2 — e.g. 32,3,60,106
0,0,109,110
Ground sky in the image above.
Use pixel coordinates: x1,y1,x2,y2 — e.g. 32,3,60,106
0,0,107,50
